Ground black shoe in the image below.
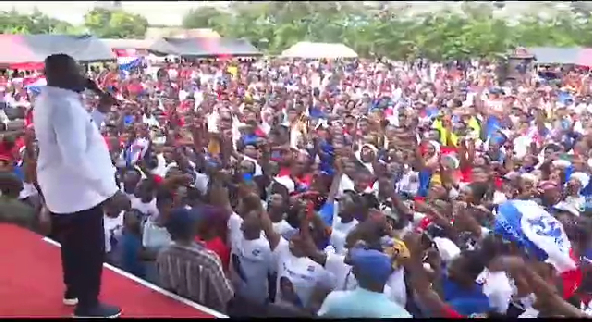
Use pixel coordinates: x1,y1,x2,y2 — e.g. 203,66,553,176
73,303,122,318
63,289,78,306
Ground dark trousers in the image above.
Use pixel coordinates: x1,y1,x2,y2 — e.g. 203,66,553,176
51,203,105,309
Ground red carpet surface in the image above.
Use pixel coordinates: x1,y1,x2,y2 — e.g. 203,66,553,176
0,224,226,318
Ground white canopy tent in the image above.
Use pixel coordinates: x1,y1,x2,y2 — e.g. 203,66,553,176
280,42,358,59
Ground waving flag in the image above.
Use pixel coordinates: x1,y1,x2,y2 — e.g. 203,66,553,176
494,199,576,273
114,49,142,75
24,75,47,95
123,138,149,167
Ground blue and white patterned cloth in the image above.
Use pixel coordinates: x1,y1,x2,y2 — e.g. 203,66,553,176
494,199,576,273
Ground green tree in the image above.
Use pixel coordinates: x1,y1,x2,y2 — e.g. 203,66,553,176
0,9,76,35
181,2,592,60
181,7,225,29
84,8,148,38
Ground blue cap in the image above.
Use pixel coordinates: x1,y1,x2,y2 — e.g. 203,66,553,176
242,173,253,183
166,208,201,238
350,248,392,284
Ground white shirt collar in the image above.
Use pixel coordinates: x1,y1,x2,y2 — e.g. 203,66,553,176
44,86,81,99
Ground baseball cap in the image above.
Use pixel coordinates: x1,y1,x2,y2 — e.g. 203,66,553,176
349,247,392,285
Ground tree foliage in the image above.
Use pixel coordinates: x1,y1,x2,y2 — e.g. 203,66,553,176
182,2,592,60
0,9,83,35
84,8,148,38
0,8,148,39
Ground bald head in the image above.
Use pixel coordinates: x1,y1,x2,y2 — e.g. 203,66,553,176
44,53,85,91
45,54,75,77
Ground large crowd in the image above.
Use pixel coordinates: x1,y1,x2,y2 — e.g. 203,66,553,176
0,55,592,318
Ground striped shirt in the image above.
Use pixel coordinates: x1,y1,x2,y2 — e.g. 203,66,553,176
156,243,234,312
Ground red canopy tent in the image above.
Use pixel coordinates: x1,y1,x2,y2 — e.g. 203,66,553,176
577,48,592,68
0,34,115,70
0,35,41,70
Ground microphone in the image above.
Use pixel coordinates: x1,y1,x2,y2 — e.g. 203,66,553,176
84,78,120,106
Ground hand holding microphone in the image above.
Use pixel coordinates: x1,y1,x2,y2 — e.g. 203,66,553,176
84,78,120,112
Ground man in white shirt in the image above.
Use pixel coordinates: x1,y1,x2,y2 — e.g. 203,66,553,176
34,54,129,318
318,248,412,318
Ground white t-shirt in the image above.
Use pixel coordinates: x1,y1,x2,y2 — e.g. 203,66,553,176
310,73,321,88
272,220,295,237
486,99,504,114
194,91,204,109
513,135,532,159
0,109,8,125
142,219,171,249
324,252,407,308
194,172,210,196
131,197,159,220
178,90,189,101
19,183,38,200
228,213,272,302
104,212,124,253
128,138,150,163
337,174,355,197
199,73,212,85
272,238,334,309
476,269,514,313
330,217,358,254
143,114,159,127
583,299,592,316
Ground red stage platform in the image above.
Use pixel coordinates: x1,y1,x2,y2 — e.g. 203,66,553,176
0,224,228,318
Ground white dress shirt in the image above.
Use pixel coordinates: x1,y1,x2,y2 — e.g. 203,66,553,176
34,86,118,214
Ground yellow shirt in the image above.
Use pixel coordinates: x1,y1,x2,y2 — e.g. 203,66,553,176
227,66,238,77
432,116,480,146
432,119,457,146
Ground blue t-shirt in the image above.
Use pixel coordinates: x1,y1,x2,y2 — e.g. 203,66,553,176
120,232,146,279
317,141,335,175
416,171,431,198
315,201,335,250
318,287,412,318
318,201,335,227
583,247,592,262
242,135,258,146
442,274,490,316
12,166,24,181
123,115,135,125
581,176,592,198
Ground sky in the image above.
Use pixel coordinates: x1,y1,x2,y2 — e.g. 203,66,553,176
0,1,570,26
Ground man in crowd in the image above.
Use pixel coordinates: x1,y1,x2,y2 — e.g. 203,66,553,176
318,247,413,317
157,207,234,313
